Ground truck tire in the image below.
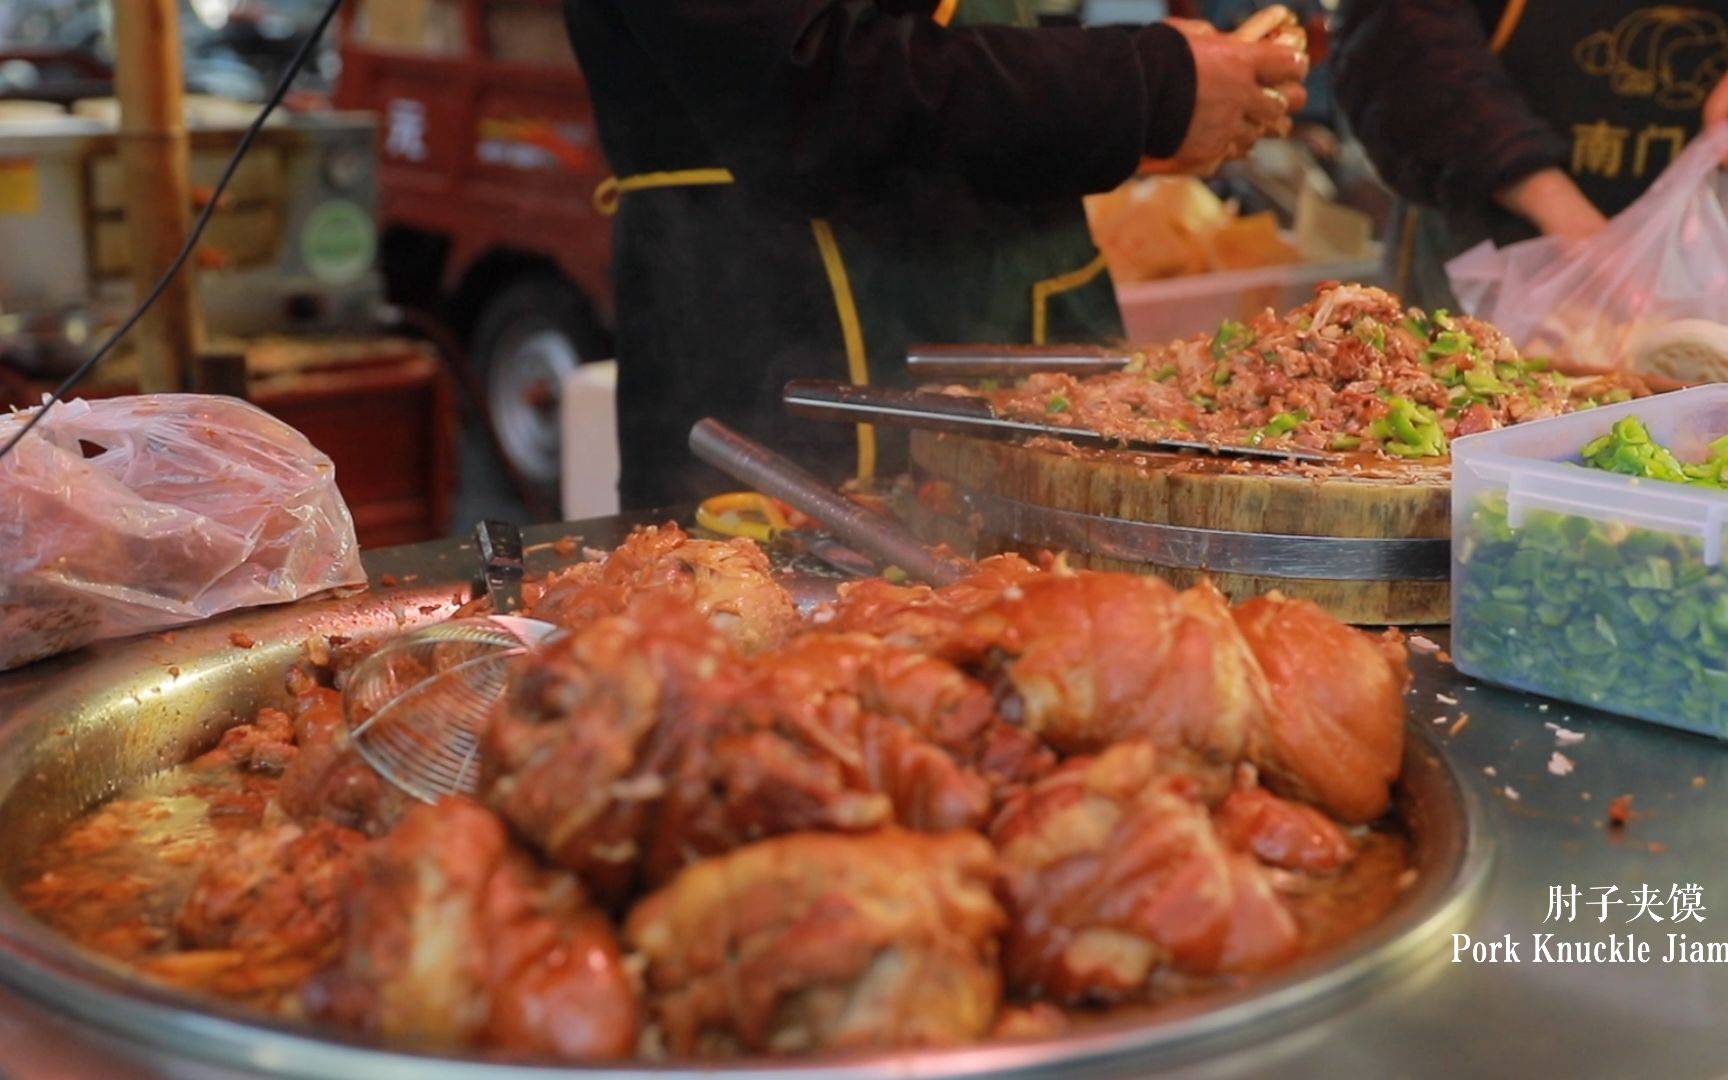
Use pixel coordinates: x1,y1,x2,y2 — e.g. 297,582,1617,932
471,277,608,490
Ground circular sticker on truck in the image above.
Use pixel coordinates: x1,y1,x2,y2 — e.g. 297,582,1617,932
301,199,376,285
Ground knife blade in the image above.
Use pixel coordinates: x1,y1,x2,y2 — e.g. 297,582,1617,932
906,343,1133,379
473,520,526,613
783,380,1333,465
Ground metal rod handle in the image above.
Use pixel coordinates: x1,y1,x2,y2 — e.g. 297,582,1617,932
782,379,1331,465
688,418,966,587
906,344,1131,379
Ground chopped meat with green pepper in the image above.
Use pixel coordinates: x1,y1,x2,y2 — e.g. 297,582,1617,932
975,285,1648,461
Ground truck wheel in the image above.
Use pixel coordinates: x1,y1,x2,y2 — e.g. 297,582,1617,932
471,278,607,490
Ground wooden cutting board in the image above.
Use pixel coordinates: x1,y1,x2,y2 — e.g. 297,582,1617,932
907,430,1452,626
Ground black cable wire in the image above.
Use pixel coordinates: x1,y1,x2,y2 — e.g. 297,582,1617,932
0,0,347,463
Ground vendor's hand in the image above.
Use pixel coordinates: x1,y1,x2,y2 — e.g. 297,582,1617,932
1165,21,1308,173
1495,168,1607,242
1706,73,1728,161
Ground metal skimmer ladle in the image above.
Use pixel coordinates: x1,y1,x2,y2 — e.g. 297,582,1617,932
343,614,558,802
343,522,558,802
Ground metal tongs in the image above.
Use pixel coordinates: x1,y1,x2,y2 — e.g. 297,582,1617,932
689,418,968,586
783,379,1332,464
695,491,879,578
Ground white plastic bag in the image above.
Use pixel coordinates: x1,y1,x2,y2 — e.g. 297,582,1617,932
0,394,365,670
1447,122,1728,370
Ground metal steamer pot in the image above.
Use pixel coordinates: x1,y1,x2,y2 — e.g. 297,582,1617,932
0,578,1491,1079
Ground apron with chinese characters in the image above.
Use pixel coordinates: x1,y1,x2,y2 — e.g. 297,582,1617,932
595,0,1122,508
1402,2,1728,308
1498,0,1728,224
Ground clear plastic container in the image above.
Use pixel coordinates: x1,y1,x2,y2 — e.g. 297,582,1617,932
1115,250,1385,346
1451,385,1728,737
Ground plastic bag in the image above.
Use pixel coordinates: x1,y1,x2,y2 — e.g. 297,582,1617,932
0,394,365,670
1447,122,1728,371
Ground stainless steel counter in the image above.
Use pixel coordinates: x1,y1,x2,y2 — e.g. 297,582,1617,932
2,516,1726,1079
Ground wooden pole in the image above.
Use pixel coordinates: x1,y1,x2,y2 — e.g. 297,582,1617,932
113,0,203,392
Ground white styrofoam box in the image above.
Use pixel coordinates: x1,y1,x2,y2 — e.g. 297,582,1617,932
1451,385,1728,737
1115,250,1385,347
559,360,620,522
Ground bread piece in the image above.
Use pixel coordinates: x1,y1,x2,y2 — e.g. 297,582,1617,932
1628,318,1728,385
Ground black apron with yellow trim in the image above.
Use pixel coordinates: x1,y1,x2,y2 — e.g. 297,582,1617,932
593,0,1122,509
1400,1,1728,310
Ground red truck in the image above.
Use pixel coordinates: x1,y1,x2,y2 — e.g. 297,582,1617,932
335,0,613,493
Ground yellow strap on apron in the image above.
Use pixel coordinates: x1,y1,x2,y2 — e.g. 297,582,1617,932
593,167,736,216
810,218,877,484
1487,0,1527,54
592,166,876,485
933,0,961,27
1030,253,1110,345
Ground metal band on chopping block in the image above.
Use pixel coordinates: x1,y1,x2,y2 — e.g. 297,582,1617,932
956,486,1452,581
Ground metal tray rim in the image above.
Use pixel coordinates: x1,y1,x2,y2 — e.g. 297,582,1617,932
0,588,1492,1079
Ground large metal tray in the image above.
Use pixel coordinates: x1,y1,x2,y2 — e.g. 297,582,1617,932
0,580,1488,1078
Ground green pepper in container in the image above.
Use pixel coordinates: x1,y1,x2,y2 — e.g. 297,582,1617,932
1452,393,1728,737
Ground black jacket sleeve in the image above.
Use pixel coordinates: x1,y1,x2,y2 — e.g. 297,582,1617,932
1333,0,1568,222
610,1,1196,204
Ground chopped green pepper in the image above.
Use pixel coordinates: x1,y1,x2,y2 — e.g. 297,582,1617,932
1211,320,1254,360
1045,395,1070,414
1368,396,1447,457
1456,490,1728,735
1580,416,1726,488
1424,330,1474,359
1463,365,1510,397
1250,409,1308,445
1354,319,1388,351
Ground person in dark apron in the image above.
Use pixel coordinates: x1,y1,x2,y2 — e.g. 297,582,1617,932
564,0,1308,509
1335,1,1728,311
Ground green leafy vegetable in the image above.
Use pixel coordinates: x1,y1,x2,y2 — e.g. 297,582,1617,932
1045,395,1070,414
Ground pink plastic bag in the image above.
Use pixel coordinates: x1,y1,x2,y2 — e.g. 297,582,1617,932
1447,122,1728,370
0,394,365,670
